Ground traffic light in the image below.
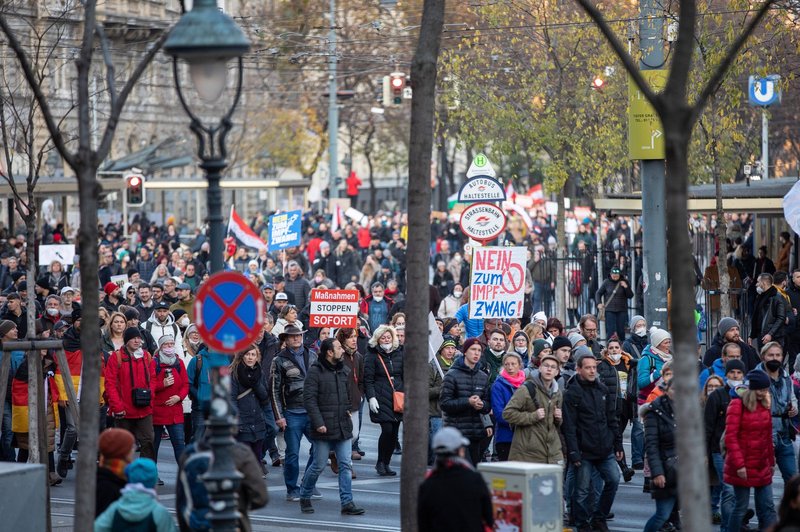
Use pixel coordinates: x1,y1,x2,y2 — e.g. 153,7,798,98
126,174,145,206
383,72,407,106
591,76,605,92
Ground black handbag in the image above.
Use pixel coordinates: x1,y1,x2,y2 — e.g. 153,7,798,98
129,354,152,408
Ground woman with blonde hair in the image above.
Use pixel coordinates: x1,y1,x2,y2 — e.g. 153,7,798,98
230,345,270,476
701,375,725,405
101,311,127,353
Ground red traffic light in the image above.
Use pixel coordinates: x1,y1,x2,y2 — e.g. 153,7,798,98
128,176,141,187
390,76,404,89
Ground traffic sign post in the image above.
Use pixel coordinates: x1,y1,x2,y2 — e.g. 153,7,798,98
309,289,359,328
195,271,265,353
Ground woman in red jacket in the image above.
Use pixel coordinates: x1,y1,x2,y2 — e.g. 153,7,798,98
151,334,188,485
723,370,777,531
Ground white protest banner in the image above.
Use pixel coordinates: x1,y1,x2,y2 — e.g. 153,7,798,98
428,312,445,378
110,274,129,289
39,244,75,267
469,246,527,319
309,289,360,328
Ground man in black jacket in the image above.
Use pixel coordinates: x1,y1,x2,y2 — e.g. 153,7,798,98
749,273,787,351
562,352,622,532
298,338,365,515
702,317,760,371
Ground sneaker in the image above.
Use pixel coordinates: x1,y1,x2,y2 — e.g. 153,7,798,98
384,464,397,476
300,498,314,513
712,512,722,525
330,451,339,474
743,508,755,526
341,502,365,515
393,442,402,455
622,467,635,483
157,478,165,486
56,458,69,479
311,488,323,500
286,492,301,502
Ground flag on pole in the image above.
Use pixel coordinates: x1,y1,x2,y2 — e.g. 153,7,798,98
528,184,544,204
505,180,517,203
331,203,345,233
227,206,267,250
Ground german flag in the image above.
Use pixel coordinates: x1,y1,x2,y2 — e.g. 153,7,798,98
12,362,60,434
54,349,105,406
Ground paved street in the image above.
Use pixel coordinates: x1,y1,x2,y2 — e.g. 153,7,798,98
48,421,786,531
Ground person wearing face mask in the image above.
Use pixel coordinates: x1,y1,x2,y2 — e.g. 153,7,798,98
310,268,334,289
172,309,191,332
597,337,636,483
38,294,62,337
508,330,531,369
750,273,788,351
360,282,394,333
623,315,648,359
755,342,798,483
704,358,746,527
636,328,672,410
151,335,188,486
437,283,462,320
103,327,157,459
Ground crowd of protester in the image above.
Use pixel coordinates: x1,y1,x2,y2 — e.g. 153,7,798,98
1,208,800,531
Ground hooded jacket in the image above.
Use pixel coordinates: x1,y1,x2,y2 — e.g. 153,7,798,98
636,345,669,405
94,486,177,532
143,312,185,359
504,373,563,463
698,357,726,389
303,356,353,441
440,356,491,441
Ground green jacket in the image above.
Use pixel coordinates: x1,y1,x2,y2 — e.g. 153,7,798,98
503,373,563,464
428,355,454,417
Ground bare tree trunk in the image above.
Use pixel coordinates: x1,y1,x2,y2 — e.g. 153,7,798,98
664,114,710,532
24,216,42,464
555,190,566,322
714,169,731,317
402,0,444,529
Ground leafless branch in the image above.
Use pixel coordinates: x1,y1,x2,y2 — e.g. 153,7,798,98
95,24,118,111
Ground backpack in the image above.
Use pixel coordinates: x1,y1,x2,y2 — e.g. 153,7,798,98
523,381,541,410
568,270,582,297
111,509,156,531
176,444,213,532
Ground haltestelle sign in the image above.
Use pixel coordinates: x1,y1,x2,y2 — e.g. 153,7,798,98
457,175,506,203
459,202,507,243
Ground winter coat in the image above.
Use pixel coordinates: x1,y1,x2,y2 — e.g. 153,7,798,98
723,397,775,487
428,357,452,418
440,356,491,441
504,375,563,464
342,349,364,412
284,274,311,310
152,357,189,425
480,347,504,385
437,295,460,319
270,347,317,419
417,458,494,532
597,350,634,419
636,346,668,405
704,385,732,455
94,487,177,532
623,333,648,359
364,345,404,423
755,362,796,437
490,374,523,444
750,285,787,342
95,467,126,517
303,357,353,441
562,375,621,463
186,348,211,411
643,395,678,499
595,277,633,313
702,333,760,372
103,348,157,419
331,249,361,288
231,364,269,442
699,358,726,389
143,313,185,359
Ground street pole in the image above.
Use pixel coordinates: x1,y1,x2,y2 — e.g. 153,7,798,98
762,109,769,180
327,0,339,208
639,2,668,328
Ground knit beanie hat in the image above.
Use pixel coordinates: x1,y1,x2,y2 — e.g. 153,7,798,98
438,337,457,354
0,320,16,338
157,334,175,349
745,370,770,391
573,345,595,366
103,281,118,295
533,338,551,358
123,326,142,344
462,337,483,353
125,458,158,489
568,332,586,348
629,315,645,331
532,311,547,324
551,336,572,352
649,327,671,349
724,359,746,375
98,428,135,460
718,317,739,338
185,324,198,339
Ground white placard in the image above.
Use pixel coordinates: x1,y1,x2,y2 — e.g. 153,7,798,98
469,246,527,319
39,244,75,267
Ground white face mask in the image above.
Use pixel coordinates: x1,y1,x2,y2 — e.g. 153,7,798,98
178,317,190,327
609,353,622,363
635,327,647,337
133,348,144,359
453,291,463,299
46,308,59,317
314,276,323,283
380,342,393,351
756,286,764,294
515,346,527,355
727,379,743,388
162,346,176,356
373,296,384,303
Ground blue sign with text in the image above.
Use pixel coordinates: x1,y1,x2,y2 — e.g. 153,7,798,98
268,210,302,251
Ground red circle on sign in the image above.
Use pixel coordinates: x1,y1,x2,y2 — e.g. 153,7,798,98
194,271,265,354
459,202,507,244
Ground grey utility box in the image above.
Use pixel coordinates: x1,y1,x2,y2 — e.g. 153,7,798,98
0,462,47,532
478,461,563,532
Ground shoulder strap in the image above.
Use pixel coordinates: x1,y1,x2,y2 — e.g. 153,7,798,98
604,281,621,305
524,381,540,410
376,354,396,392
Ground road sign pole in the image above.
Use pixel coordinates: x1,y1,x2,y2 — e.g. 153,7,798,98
639,0,668,328
762,109,769,180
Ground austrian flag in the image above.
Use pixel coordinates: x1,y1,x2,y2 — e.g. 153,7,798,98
227,206,267,250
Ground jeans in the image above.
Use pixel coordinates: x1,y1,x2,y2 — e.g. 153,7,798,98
711,452,734,531
428,417,442,465
300,438,353,506
191,407,206,443
153,423,185,463
644,496,677,532
604,310,626,342
573,454,620,528
630,417,644,465
284,410,314,495
533,282,546,314
1,401,14,461
727,484,776,532
774,432,797,482
58,406,78,463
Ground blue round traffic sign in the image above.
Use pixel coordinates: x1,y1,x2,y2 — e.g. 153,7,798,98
194,271,265,354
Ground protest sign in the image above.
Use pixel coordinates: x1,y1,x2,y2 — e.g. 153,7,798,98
268,210,302,251
309,289,359,328
39,244,75,267
469,246,527,319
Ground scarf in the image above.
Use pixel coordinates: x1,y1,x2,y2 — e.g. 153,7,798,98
651,346,672,363
100,458,128,480
158,351,177,367
236,362,261,390
437,355,454,371
121,483,158,499
500,368,525,388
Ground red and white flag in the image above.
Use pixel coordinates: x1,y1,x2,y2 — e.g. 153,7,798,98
505,180,517,203
227,205,267,250
528,184,544,203
331,204,345,233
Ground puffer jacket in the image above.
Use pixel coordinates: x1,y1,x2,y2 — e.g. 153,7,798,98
440,356,491,441
231,363,269,442
562,375,621,463
724,397,775,487
94,487,177,532
504,374,563,464
270,347,316,420
636,346,667,405
303,357,353,441
704,385,732,455
490,374,523,444
597,350,634,418
643,395,678,499
364,345,404,424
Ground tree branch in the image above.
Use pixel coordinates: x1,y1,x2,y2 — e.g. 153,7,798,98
693,0,776,117
95,29,169,164
95,24,118,111
572,0,660,108
0,15,75,168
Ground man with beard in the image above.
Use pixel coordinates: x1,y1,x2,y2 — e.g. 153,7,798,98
702,317,760,371
480,329,507,385
100,282,122,313
135,283,155,322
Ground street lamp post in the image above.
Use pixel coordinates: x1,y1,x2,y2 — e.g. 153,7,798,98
164,1,250,530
